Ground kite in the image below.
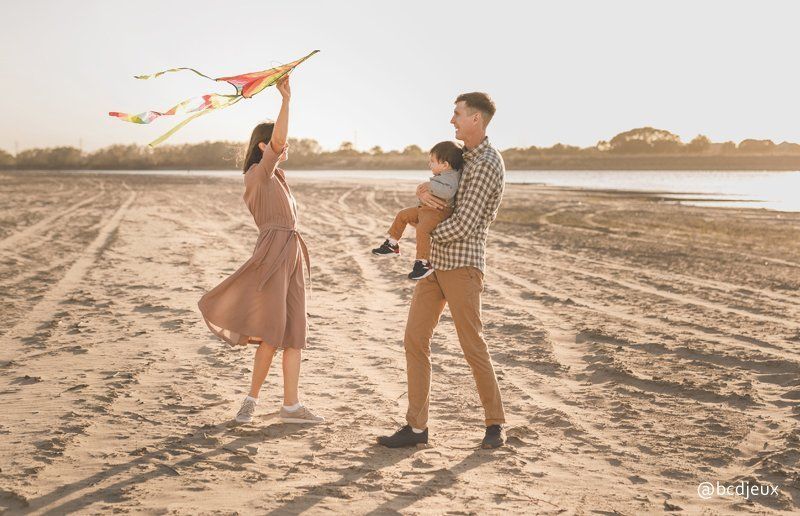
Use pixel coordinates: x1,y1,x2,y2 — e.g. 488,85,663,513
109,50,319,147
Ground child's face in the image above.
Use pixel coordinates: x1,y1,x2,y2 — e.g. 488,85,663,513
428,155,450,175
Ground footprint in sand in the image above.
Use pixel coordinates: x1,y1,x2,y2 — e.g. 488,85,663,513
11,375,43,385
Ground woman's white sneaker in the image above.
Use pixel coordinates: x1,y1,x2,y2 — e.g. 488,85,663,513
235,397,257,423
279,405,324,424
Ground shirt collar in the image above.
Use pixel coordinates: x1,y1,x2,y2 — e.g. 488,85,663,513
463,136,490,162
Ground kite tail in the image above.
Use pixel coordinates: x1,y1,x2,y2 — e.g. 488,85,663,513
108,94,236,125
134,67,216,82
147,96,242,147
108,110,163,124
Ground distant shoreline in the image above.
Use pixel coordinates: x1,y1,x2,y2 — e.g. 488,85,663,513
7,126,800,171
7,154,800,172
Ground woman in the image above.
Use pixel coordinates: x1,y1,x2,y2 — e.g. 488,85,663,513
198,75,323,425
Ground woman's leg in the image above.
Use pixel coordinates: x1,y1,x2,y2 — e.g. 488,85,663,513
279,346,324,422
282,348,301,406
277,267,323,422
248,341,277,398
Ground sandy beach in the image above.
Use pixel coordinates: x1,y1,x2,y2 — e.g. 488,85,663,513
0,170,798,514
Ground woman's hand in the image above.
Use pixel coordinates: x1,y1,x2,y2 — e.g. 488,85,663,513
277,75,291,100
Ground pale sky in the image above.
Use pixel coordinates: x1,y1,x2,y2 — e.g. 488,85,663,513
2,0,800,153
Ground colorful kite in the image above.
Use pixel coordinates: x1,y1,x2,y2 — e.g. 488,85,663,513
109,50,319,147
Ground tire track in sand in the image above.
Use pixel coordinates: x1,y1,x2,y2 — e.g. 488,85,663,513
531,203,800,269
1,192,137,361
0,184,106,252
492,228,800,317
489,254,798,500
491,264,800,365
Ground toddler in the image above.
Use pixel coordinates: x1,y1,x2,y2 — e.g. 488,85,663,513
372,141,463,280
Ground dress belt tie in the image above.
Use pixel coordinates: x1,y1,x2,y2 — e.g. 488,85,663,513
254,224,311,293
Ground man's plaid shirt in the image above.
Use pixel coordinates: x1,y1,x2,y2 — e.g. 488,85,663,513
430,137,505,272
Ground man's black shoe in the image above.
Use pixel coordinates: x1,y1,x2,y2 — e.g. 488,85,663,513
376,425,428,448
481,424,505,449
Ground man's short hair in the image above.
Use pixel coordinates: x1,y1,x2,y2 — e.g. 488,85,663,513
456,92,496,126
429,141,465,170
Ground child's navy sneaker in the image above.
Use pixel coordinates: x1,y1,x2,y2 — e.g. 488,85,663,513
408,260,434,280
372,239,400,256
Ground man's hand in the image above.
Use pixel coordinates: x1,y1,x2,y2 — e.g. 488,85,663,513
418,190,448,210
415,182,429,197
277,75,291,100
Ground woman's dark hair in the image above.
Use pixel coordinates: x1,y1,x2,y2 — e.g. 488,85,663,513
243,122,275,173
429,141,465,170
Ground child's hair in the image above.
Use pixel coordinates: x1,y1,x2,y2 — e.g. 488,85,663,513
242,122,275,173
429,141,465,170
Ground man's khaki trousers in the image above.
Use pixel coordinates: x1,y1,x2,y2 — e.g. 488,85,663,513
404,266,506,429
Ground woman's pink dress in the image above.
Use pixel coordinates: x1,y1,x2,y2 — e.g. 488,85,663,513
198,144,310,349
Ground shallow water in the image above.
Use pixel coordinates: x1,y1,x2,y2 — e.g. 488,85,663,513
49,168,800,212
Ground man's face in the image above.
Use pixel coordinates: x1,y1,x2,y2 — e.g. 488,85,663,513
450,101,480,141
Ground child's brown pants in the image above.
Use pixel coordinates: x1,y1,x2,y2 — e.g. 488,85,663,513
388,205,453,260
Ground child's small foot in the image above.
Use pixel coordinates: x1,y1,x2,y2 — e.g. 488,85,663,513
408,260,434,280
372,239,400,256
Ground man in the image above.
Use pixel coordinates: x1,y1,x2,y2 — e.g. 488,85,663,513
378,92,507,449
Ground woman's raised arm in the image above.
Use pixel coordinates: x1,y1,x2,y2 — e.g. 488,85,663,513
269,75,291,152
253,75,291,177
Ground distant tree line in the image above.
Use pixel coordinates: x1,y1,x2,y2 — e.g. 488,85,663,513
5,127,800,171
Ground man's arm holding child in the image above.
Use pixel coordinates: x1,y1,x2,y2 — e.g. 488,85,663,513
417,182,448,210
